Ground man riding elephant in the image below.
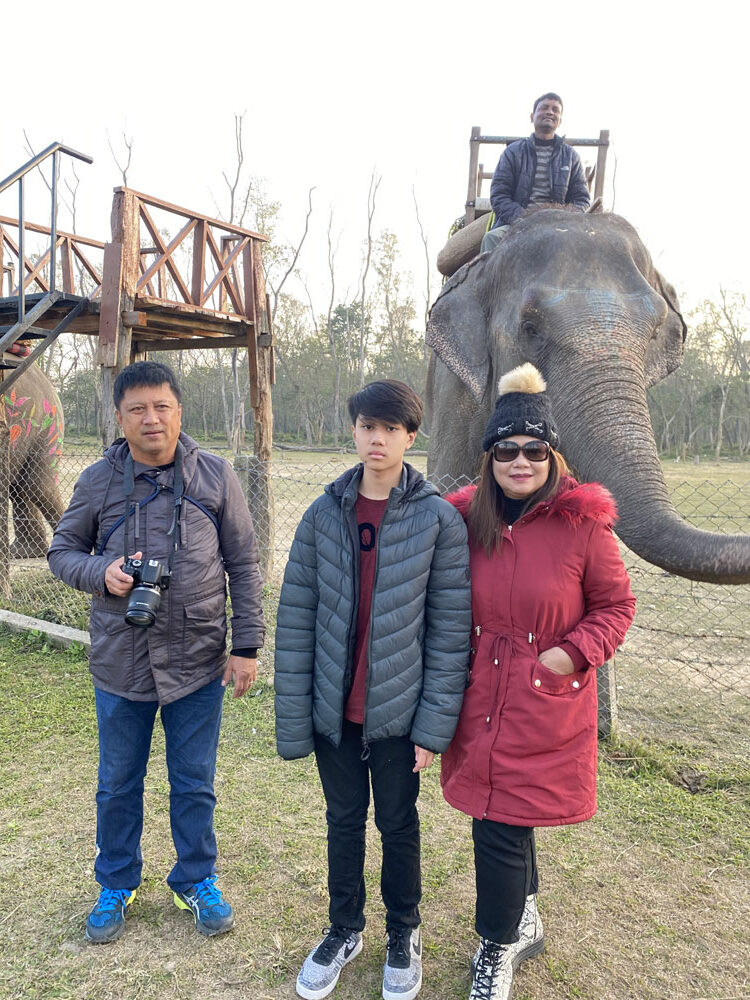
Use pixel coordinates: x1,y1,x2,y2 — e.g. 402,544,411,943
480,93,590,254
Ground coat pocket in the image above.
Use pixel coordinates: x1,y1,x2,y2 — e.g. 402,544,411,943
88,608,136,687
530,660,590,696
182,591,227,666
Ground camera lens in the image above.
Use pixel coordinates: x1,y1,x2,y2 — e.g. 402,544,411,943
125,584,162,628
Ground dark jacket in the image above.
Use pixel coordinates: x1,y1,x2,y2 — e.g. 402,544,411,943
441,478,635,827
490,134,590,227
274,462,471,759
47,433,265,705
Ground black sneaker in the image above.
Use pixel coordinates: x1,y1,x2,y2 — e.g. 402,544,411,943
383,926,422,1000
296,925,363,999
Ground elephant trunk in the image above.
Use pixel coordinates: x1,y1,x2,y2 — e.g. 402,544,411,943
549,362,750,584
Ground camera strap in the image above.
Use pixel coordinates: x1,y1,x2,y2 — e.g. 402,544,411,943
122,446,185,573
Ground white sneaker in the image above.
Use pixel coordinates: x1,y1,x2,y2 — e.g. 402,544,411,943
509,893,544,965
472,894,545,973
296,925,363,1000
469,938,513,1000
469,895,545,999
383,926,422,1000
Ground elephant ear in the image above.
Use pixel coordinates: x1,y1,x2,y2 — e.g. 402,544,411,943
645,267,687,387
426,254,491,405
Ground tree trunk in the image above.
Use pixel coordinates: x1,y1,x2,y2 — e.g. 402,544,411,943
714,383,728,460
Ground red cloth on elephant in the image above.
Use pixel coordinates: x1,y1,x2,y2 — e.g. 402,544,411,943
441,477,635,827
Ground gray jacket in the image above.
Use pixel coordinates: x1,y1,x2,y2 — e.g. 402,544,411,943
274,463,471,759
48,433,265,705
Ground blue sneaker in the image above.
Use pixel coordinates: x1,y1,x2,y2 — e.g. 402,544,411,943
85,887,136,943
173,875,234,936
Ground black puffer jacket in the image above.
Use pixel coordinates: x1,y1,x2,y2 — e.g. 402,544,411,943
490,133,590,226
274,463,471,759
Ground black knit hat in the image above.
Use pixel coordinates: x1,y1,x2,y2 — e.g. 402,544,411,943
481,363,560,452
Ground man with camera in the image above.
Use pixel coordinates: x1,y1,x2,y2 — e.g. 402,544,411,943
48,361,265,944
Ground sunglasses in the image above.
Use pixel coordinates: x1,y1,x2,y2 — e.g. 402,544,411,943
492,441,550,463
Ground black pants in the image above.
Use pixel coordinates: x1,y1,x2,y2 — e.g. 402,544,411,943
314,720,421,932
472,818,538,943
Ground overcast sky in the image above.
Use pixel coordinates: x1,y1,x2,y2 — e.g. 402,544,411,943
2,0,748,321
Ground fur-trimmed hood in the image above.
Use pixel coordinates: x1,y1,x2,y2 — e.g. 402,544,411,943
446,475,618,527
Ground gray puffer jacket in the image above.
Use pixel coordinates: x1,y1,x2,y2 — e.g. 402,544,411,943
48,433,265,705
274,463,471,759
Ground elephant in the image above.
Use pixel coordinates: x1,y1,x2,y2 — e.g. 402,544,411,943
425,207,750,585
1,363,65,559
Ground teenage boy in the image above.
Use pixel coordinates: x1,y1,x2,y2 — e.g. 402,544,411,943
274,379,471,1000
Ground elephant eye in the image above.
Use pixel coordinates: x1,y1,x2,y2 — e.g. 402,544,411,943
521,320,539,339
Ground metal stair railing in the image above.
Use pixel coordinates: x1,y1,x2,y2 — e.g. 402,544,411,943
0,142,93,324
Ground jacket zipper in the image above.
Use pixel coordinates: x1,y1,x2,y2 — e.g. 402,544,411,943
361,497,390,756
341,497,361,747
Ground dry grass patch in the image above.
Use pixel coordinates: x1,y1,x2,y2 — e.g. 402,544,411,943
0,630,747,1000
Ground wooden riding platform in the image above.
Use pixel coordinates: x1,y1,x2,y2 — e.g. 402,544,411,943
0,185,274,453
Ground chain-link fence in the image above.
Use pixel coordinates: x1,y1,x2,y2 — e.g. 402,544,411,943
2,445,748,766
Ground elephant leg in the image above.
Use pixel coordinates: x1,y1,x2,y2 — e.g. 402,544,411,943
9,451,64,559
10,485,50,559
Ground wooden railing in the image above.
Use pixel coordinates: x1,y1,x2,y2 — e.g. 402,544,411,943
113,188,268,319
0,215,105,298
98,188,273,440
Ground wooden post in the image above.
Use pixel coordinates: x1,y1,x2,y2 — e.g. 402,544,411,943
594,130,610,202
237,240,275,582
98,188,139,445
597,659,618,738
191,220,206,307
234,454,274,584
465,126,481,224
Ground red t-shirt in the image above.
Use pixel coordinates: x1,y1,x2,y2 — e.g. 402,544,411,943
344,494,388,724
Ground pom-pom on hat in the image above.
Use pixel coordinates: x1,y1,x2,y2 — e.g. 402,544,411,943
481,362,560,452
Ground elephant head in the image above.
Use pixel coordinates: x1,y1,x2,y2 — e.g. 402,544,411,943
425,208,750,584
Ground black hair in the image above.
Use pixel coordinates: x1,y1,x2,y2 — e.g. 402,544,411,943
346,379,423,433
533,92,563,113
113,361,182,408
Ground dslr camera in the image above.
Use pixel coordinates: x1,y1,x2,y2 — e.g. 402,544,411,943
122,557,171,628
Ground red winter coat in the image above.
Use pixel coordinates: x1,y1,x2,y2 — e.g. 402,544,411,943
441,477,635,827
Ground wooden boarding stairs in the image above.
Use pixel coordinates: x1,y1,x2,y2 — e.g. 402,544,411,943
0,143,94,392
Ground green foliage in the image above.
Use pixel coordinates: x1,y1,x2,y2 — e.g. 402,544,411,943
648,291,749,458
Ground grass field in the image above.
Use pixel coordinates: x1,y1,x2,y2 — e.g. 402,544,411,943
0,628,748,1000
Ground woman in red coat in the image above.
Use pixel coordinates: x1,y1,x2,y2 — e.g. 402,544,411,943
443,363,636,1000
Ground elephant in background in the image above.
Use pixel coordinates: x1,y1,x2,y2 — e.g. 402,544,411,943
2,363,65,558
425,208,750,584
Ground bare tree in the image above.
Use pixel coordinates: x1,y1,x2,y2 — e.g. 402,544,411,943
358,172,381,387
267,186,316,322
107,130,134,186
412,187,432,349
221,113,253,228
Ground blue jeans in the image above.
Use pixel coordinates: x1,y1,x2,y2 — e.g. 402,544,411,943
94,678,225,893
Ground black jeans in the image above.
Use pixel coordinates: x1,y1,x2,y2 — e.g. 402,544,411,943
472,818,538,943
314,720,421,932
